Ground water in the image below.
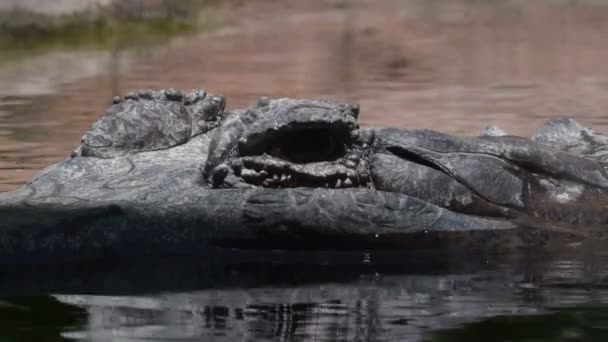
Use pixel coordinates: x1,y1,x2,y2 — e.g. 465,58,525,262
1,250,608,341
2,0,608,340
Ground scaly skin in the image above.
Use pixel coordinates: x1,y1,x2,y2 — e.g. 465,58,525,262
0,90,606,264
75,89,225,158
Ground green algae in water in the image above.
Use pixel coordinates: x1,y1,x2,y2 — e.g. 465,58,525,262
428,305,608,342
0,296,86,342
0,10,221,63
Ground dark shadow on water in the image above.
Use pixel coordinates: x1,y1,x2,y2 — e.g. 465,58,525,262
0,251,510,296
0,250,606,341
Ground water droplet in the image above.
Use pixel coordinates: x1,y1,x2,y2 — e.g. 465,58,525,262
362,252,371,264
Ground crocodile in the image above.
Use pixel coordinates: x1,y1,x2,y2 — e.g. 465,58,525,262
1,89,607,264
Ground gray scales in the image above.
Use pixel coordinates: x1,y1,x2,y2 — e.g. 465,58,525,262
1,89,608,264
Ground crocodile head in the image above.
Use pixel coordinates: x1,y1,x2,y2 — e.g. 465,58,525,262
204,98,375,189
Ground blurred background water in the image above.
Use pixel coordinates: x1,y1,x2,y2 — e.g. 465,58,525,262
1,0,608,341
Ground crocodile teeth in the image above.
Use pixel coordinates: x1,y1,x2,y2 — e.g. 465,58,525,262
347,154,359,162
335,179,342,188
211,164,230,187
230,160,243,176
345,160,357,168
241,169,261,182
344,178,353,187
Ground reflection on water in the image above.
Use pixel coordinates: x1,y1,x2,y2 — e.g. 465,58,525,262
1,250,608,341
3,0,608,191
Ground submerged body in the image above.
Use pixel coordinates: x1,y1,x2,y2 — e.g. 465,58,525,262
1,90,607,264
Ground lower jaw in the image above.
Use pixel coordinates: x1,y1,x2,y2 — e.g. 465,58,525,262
239,174,361,189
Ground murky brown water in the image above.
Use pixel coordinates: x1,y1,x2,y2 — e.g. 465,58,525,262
3,0,608,191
